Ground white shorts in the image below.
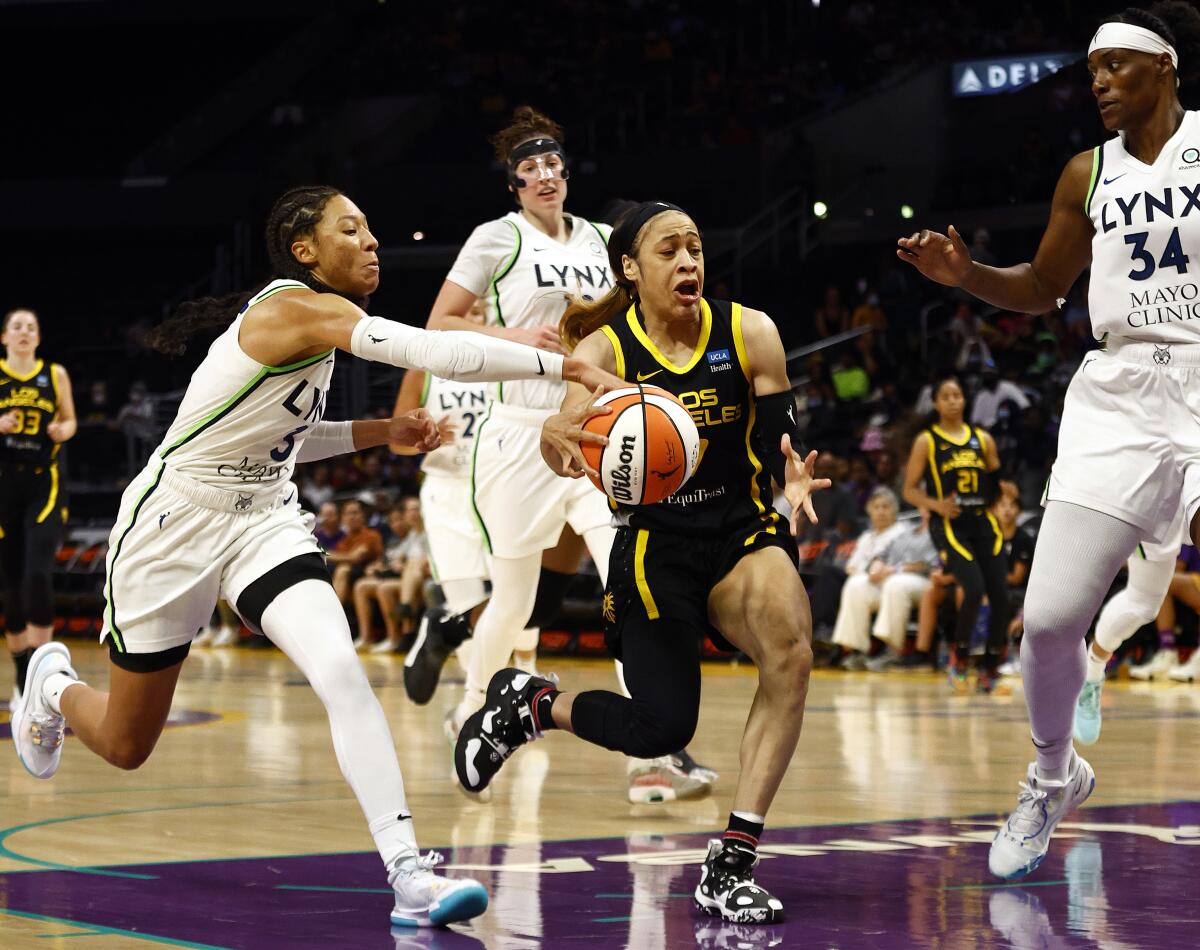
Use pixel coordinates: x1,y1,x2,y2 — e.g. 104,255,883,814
101,463,322,656
420,473,487,584
1135,505,1188,563
1047,339,1200,548
471,401,612,559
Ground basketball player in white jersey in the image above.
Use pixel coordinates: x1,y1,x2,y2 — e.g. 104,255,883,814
899,3,1200,880
426,108,712,802
10,185,619,928
1073,510,1186,745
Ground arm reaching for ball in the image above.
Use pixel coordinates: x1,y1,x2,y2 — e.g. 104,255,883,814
540,330,621,478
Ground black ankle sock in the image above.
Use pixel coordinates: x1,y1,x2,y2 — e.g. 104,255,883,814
13,648,33,694
530,685,560,732
723,812,764,855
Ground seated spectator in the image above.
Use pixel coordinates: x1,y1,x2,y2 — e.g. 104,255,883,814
328,500,384,609
971,360,1031,429
831,488,919,669
353,499,428,653
300,463,335,510
313,501,344,552
814,284,850,338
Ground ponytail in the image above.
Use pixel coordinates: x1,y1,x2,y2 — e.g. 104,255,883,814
560,285,635,351
144,184,353,357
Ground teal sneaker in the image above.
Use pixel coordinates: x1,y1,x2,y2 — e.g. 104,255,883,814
1073,680,1102,745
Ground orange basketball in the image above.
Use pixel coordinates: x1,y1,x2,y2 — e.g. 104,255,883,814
581,385,701,505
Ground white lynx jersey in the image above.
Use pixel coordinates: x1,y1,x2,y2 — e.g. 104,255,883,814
155,279,336,497
447,211,612,410
419,374,488,478
1087,110,1200,344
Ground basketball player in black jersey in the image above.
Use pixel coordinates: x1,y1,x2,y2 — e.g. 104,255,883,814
454,201,828,924
0,308,76,706
902,376,1009,693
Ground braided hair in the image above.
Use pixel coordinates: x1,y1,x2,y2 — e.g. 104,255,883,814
145,185,364,356
1106,2,1200,89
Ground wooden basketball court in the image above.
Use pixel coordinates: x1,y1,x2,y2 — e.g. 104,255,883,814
2,643,1198,948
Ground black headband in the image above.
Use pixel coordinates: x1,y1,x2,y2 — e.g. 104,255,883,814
608,201,686,275
507,137,568,188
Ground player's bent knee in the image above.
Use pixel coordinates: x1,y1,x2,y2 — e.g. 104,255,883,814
106,735,159,771
627,705,697,759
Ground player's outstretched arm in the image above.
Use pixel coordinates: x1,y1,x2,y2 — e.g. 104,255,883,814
295,412,441,464
241,290,619,390
897,151,1095,315
540,330,617,478
426,280,565,352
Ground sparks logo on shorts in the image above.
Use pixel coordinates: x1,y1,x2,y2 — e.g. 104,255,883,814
602,591,616,623
706,348,732,372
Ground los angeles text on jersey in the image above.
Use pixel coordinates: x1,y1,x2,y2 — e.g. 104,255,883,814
678,387,743,428
0,385,54,414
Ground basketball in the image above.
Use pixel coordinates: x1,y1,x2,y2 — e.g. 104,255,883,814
580,385,700,505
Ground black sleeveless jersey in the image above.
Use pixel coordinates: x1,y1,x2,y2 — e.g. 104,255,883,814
600,299,781,538
0,359,61,466
924,424,988,509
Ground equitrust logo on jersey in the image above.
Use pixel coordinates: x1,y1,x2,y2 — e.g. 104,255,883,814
706,348,732,373
1180,146,1200,171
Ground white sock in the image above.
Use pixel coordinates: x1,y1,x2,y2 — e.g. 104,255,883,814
1085,646,1108,685
370,812,419,876
42,671,81,715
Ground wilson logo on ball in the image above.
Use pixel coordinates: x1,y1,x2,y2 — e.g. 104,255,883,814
581,385,700,505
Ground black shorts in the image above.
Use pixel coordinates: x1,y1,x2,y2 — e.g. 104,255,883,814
604,523,799,658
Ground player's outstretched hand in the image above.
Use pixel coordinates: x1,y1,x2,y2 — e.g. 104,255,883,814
564,358,626,395
896,224,973,287
0,410,19,434
541,386,611,479
782,436,831,536
388,409,441,453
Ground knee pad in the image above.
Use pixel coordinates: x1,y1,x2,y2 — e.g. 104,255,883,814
526,568,574,629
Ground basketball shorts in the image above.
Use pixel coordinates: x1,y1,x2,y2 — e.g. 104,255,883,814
101,462,322,660
471,401,612,559
1046,338,1200,547
1134,505,1188,563
420,472,487,584
604,521,799,658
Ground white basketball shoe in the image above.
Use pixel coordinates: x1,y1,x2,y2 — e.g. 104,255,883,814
1129,648,1178,680
12,642,77,779
388,849,488,927
988,752,1094,880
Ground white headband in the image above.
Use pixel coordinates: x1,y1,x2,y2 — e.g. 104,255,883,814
1089,22,1178,70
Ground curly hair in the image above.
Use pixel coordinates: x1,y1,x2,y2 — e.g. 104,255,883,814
489,105,565,165
1106,1,1200,87
145,185,351,356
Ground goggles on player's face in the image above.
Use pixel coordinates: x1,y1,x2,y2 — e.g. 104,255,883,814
508,137,569,189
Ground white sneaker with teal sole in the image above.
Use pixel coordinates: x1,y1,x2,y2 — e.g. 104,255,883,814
11,642,77,780
1073,681,1103,745
388,850,488,927
988,752,1094,880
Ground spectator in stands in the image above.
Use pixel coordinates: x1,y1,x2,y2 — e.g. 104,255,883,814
115,380,158,476
851,286,887,336
352,498,427,653
300,463,335,510
329,500,383,609
971,360,1031,429
313,501,344,552
831,349,871,405
831,487,911,670
814,285,850,338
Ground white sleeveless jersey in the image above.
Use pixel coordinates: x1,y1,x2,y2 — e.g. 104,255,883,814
155,279,336,496
1088,110,1200,343
419,374,488,478
448,211,612,410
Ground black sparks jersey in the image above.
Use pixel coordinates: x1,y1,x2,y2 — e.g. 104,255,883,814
924,424,988,509
0,359,61,465
600,299,782,538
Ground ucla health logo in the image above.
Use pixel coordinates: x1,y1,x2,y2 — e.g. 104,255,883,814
706,348,732,372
